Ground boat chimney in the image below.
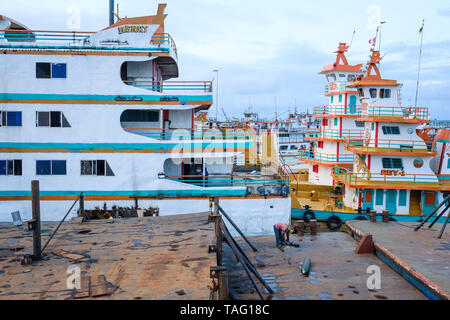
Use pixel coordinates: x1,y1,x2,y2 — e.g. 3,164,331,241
109,0,115,26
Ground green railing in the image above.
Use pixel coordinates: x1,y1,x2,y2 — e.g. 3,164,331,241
305,129,364,140
346,139,436,153
122,128,254,141
362,106,429,120
299,151,353,164
123,81,213,93
313,105,361,117
0,29,177,55
166,175,288,187
332,167,449,186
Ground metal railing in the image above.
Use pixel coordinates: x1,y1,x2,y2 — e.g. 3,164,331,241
361,105,429,120
332,167,450,186
123,80,213,93
122,128,254,140
345,138,436,153
0,29,177,55
165,174,288,187
151,33,177,57
305,128,364,141
299,151,354,165
313,105,361,117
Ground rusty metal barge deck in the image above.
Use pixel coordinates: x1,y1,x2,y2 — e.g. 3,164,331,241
0,212,216,300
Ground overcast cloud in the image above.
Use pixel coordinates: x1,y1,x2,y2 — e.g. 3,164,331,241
2,0,450,120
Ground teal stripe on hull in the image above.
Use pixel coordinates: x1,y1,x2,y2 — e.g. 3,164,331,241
291,208,447,224
0,141,254,150
0,93,212,102
0,189,247,198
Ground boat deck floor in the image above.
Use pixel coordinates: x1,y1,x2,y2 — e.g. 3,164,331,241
224,231,426,300
0,212,215,300
346,220,450,299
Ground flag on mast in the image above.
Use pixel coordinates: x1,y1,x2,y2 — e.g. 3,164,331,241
369,37,376,47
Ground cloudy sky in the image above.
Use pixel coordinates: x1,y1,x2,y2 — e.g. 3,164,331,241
3,0,450,120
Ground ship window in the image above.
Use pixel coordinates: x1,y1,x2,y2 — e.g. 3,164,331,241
339,95,342,103
36,160,66,175
326,74,336,82
280,146,288,151
369,88,377,98
380,89,391,98
339,74,346,78
36,112,71,127
290,145,298,150
382,158,403,169
348,74,356,81
36,63,51,78
0,111,22,127
355,121,365,128
358,88,365,97
0,160,22,176
120,110,159,122
36,63,67,79
382,126,400,135
448,158,450,169
81,160,115,176
334,118,338,126
330,96,334,104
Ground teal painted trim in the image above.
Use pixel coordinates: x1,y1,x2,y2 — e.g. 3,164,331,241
0,44,170,53
291,208,448,223
375,250,440,300
0,93,212,102
0,141,253,150
0,188,247,198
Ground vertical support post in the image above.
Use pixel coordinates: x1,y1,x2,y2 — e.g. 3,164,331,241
134,198,139,210
79,194,85,218
109,0,115,26
214,197,222,266
219,269,229,300
31,180,42,260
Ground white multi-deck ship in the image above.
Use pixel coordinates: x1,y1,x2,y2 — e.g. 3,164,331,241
0,4,290,231
293,45,449,221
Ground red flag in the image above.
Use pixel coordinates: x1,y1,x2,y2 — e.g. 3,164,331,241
369,37,376,46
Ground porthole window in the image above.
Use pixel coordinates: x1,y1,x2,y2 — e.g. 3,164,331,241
413,159,424,168
407,128,414,134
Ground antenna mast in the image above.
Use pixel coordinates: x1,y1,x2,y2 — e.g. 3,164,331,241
415,19,425,108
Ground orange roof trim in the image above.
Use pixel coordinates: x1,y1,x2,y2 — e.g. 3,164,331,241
102,3,168,33
319,43,362,74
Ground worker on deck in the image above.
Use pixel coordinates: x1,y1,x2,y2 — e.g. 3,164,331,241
274,223,294,249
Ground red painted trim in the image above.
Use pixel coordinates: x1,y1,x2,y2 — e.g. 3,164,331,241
375,122,379,148
344,93,348,113
438,143,446,175
368,155,371,170
336,142,340,162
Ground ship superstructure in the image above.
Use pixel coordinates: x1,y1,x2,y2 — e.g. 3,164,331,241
0,4,290,228
332,50,450,216
300,43,364,185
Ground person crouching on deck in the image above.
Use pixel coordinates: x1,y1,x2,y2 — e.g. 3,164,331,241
274,223,293,249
